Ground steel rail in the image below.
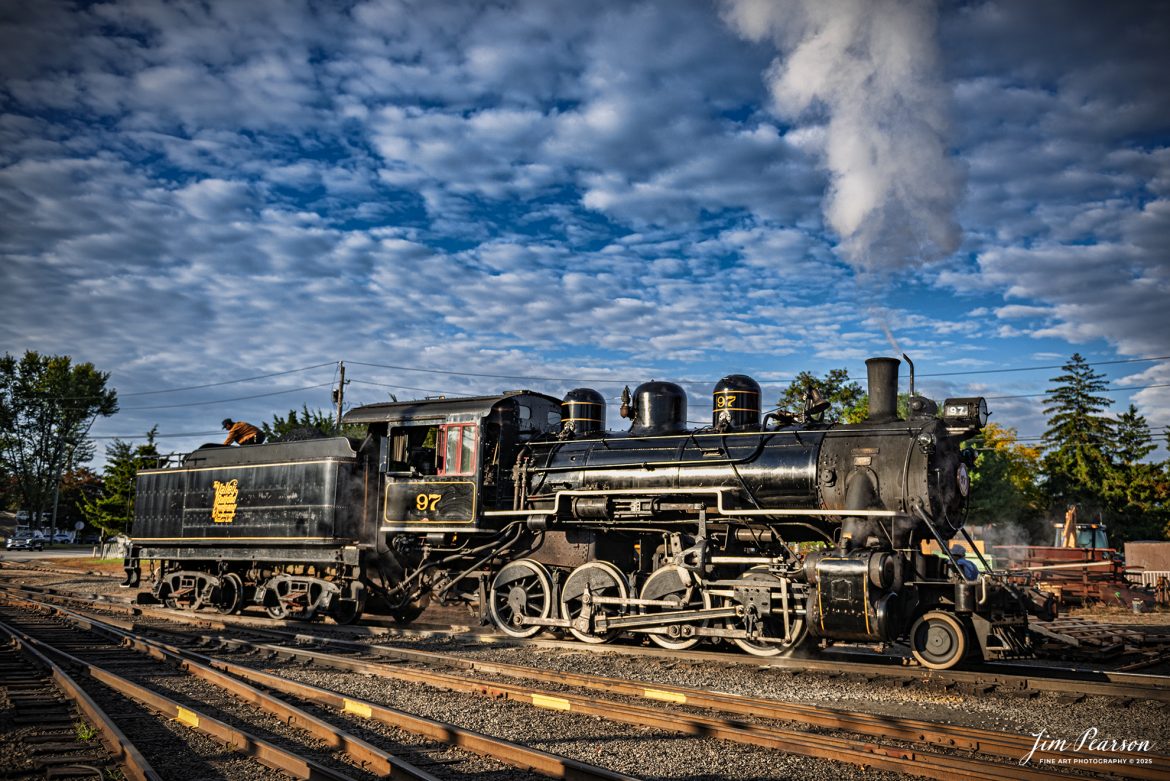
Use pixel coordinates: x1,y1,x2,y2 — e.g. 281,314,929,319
9,576,1170,704
2,585,1095,780
6,578,1170,703
0,622,162,781
0,595,442,781
3,590,637,781
275,634,1165,778
0,618,361,781
239,641,1082,781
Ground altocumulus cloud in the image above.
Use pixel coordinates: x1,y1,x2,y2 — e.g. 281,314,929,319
0,0,1168,455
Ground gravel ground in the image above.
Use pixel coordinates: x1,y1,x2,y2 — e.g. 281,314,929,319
238,651,908,781
362,634,1170,756
8,564,1170,777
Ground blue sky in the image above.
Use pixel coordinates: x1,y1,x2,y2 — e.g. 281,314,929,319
2,0,1168,462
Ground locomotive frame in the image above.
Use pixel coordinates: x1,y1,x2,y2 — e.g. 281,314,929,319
124,356,1050,670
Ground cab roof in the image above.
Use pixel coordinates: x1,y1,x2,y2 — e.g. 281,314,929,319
342,390,560,426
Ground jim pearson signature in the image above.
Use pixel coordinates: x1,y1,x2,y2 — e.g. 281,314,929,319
1022,727,1153,766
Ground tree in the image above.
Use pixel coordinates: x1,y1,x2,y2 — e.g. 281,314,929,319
1113,404,1156,466
779,369,865,422
262,405,363,441
1040,353,1115,506
0,352,118,522
262,405,338,441
56,466,103,531
1104,405,1168,541
965,423,1045,541
81,429,160,538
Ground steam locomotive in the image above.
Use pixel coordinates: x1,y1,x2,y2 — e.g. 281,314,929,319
124,356,1048,670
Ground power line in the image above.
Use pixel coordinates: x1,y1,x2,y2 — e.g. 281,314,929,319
23,361,337,401
90,430,221,440
121,361,336,396
918,354,1170,377
348,378,462,397
986,382,1170,401
347,354,1170,388
344,359,631,385
120,382,335,411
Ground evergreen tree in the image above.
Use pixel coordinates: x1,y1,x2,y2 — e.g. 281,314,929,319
1105,404,1168,541
1041,353,1115,505
81,429,159,537
1113,404,1155,466
262,405,340,441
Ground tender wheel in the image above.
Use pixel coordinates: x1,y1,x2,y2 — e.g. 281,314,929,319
725,568,808,657
910,611,969,670
216,573,244,615
560,561,629,644
263,587,289,620
158,582,179,611
639,565,711,650
488,559,553,638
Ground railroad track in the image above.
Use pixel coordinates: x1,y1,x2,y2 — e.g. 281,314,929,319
6,575,1170,706
0,625,157,781
0,593,633,781
5,586,1165,781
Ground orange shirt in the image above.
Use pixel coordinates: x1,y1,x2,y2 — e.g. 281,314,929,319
223,421,262,445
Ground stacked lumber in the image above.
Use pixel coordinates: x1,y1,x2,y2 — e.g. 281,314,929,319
1031,617,1170,668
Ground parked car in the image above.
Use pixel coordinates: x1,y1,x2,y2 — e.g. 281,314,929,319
51,531,75,543
79,532,103,545
6,536,44,551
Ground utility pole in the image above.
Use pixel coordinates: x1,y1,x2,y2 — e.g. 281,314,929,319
334,362,346,429
49,442,75,545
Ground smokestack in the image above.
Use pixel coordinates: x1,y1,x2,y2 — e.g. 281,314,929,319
865,357,900,423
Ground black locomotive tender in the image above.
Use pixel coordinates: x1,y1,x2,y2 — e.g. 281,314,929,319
125,357,1051,670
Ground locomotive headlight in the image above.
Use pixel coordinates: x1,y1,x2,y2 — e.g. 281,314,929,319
941,396,989,437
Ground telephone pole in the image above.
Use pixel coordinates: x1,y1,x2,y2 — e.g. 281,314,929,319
334,361,346,429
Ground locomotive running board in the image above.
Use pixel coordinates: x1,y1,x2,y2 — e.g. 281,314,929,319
484,487,900,519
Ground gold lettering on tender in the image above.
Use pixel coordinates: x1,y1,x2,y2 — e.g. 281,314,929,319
211,479,239,523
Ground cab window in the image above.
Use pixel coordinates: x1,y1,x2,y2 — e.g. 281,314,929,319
438,423,476,475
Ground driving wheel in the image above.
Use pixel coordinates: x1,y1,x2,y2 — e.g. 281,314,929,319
639,565,711,650
488,559,553,638
560,561,629,644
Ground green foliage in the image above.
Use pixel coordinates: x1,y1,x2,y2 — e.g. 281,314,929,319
1040,354,1170,542
1113,404,1156,466
74,719,98,742
261,405,363,441
966,423,1046,541
1041,353,1116,505
0,351,117,519
779,368,864,422
81,429,159,537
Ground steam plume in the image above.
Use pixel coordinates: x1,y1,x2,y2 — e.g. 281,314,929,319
723,0,963,271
